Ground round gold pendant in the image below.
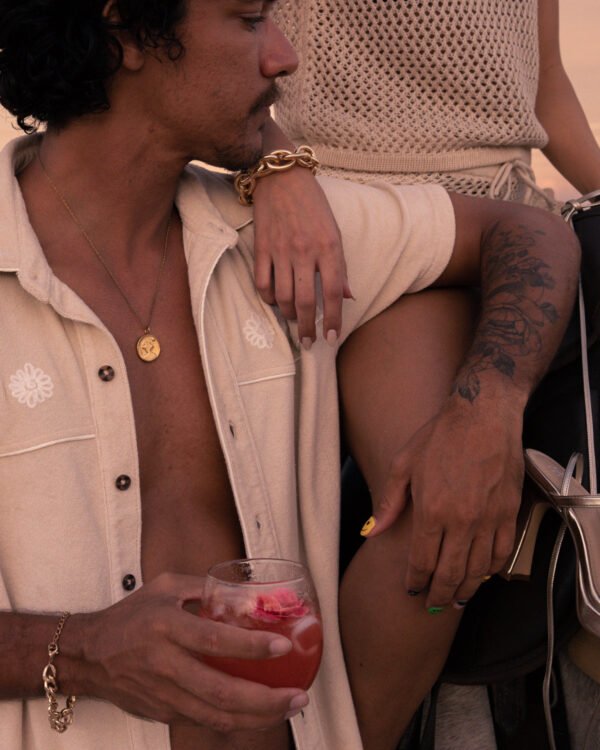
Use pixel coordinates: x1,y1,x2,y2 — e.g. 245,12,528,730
136,333,161,362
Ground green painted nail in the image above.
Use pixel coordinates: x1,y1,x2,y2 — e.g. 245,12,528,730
427,606,444,615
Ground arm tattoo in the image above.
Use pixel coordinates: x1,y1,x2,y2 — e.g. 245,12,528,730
455,222,559,403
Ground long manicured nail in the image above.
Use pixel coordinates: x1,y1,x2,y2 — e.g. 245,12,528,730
360,516,376,537
326,329,338,346
301,337,313,351
427,606,444,615
453,600,469,610
407,589,422,597
269,637,292,656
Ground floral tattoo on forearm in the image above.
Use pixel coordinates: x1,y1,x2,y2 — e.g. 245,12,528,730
455,222,558,403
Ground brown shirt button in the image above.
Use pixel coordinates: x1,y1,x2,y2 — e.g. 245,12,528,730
115,475,131,491
98,366,115,382
122,574,136,591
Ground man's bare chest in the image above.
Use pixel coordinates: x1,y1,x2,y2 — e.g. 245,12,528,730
92,263,243,578
43,234,244,577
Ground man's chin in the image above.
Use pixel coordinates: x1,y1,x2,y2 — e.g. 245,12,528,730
203,141,263,173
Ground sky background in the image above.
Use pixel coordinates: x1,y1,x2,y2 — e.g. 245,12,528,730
1,1,599,201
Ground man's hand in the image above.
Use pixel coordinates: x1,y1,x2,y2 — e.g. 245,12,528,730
65,573,308,732
365,395,524,608
360,194,577,608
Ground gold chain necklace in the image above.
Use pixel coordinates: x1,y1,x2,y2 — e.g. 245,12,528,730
38,154,171,363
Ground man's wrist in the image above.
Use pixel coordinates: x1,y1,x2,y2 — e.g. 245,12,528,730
450,374,529,417
56,612,98,696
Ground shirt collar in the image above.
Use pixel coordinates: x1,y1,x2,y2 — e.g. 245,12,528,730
0,134,253,286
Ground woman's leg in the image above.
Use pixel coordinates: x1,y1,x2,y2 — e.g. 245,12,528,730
338,288,477,749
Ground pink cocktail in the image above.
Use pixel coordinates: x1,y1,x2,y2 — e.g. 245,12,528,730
200,559,323,690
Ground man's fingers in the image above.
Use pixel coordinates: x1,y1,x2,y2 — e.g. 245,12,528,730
172,610,293,661
451,533,494,605
424,534,471,608
143,648,305,731
141,571,208,605
363,471,411,538
490,520,517,573
169,654,306,726
404,524,443,596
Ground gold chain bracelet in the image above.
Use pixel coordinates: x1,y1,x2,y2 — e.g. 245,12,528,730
233,145,320,206
42,612,77,733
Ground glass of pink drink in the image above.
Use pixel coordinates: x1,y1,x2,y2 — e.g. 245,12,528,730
200,558,323,690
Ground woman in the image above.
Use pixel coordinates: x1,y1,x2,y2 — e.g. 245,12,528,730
247,1,600,748
251,0,600,333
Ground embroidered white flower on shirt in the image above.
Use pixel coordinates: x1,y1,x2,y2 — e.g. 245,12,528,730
243,312,275,350
8,363,54,408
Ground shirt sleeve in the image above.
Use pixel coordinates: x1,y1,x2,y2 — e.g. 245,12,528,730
317,176,456,344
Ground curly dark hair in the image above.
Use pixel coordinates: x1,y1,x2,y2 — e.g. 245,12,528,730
0,0,187,132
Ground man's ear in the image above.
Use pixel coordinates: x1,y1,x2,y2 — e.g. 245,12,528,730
102,0,145,72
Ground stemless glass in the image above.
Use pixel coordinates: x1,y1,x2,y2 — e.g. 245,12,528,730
199,558,323,690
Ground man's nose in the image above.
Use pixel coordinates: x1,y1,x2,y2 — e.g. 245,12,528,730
260,20,299,78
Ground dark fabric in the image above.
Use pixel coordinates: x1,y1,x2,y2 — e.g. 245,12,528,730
397,704,427,750
491,666,571,750
576,203,600,347
339,456,369,578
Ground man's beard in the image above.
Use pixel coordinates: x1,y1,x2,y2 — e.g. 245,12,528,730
211,83,281,172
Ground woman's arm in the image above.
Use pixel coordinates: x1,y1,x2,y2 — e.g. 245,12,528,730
252,117,351,348
536,0,600,194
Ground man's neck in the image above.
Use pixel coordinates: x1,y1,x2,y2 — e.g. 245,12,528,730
34,116,187,262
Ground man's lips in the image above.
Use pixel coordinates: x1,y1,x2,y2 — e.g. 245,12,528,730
249,84,281,116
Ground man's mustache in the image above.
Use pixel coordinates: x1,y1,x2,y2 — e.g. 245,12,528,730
249,84,281,116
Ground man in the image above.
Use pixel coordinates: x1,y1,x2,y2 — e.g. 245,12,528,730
0,1,579,750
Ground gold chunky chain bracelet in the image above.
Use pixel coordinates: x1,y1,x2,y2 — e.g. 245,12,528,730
42,612,77,733
234,145,320,206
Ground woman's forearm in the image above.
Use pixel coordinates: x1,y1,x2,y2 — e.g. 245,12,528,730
536,0,600,194
537,63,600,194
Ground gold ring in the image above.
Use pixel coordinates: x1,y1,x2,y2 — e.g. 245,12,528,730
482,575,492,582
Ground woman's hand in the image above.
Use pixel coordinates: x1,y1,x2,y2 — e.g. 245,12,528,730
253,166,351,347
252,118,351,347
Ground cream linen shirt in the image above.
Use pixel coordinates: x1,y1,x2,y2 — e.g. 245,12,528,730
0,136,454,750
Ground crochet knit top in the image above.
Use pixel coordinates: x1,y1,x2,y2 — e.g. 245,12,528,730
273,0,549,197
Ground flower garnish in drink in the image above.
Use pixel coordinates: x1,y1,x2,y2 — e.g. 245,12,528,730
200,559,323,690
